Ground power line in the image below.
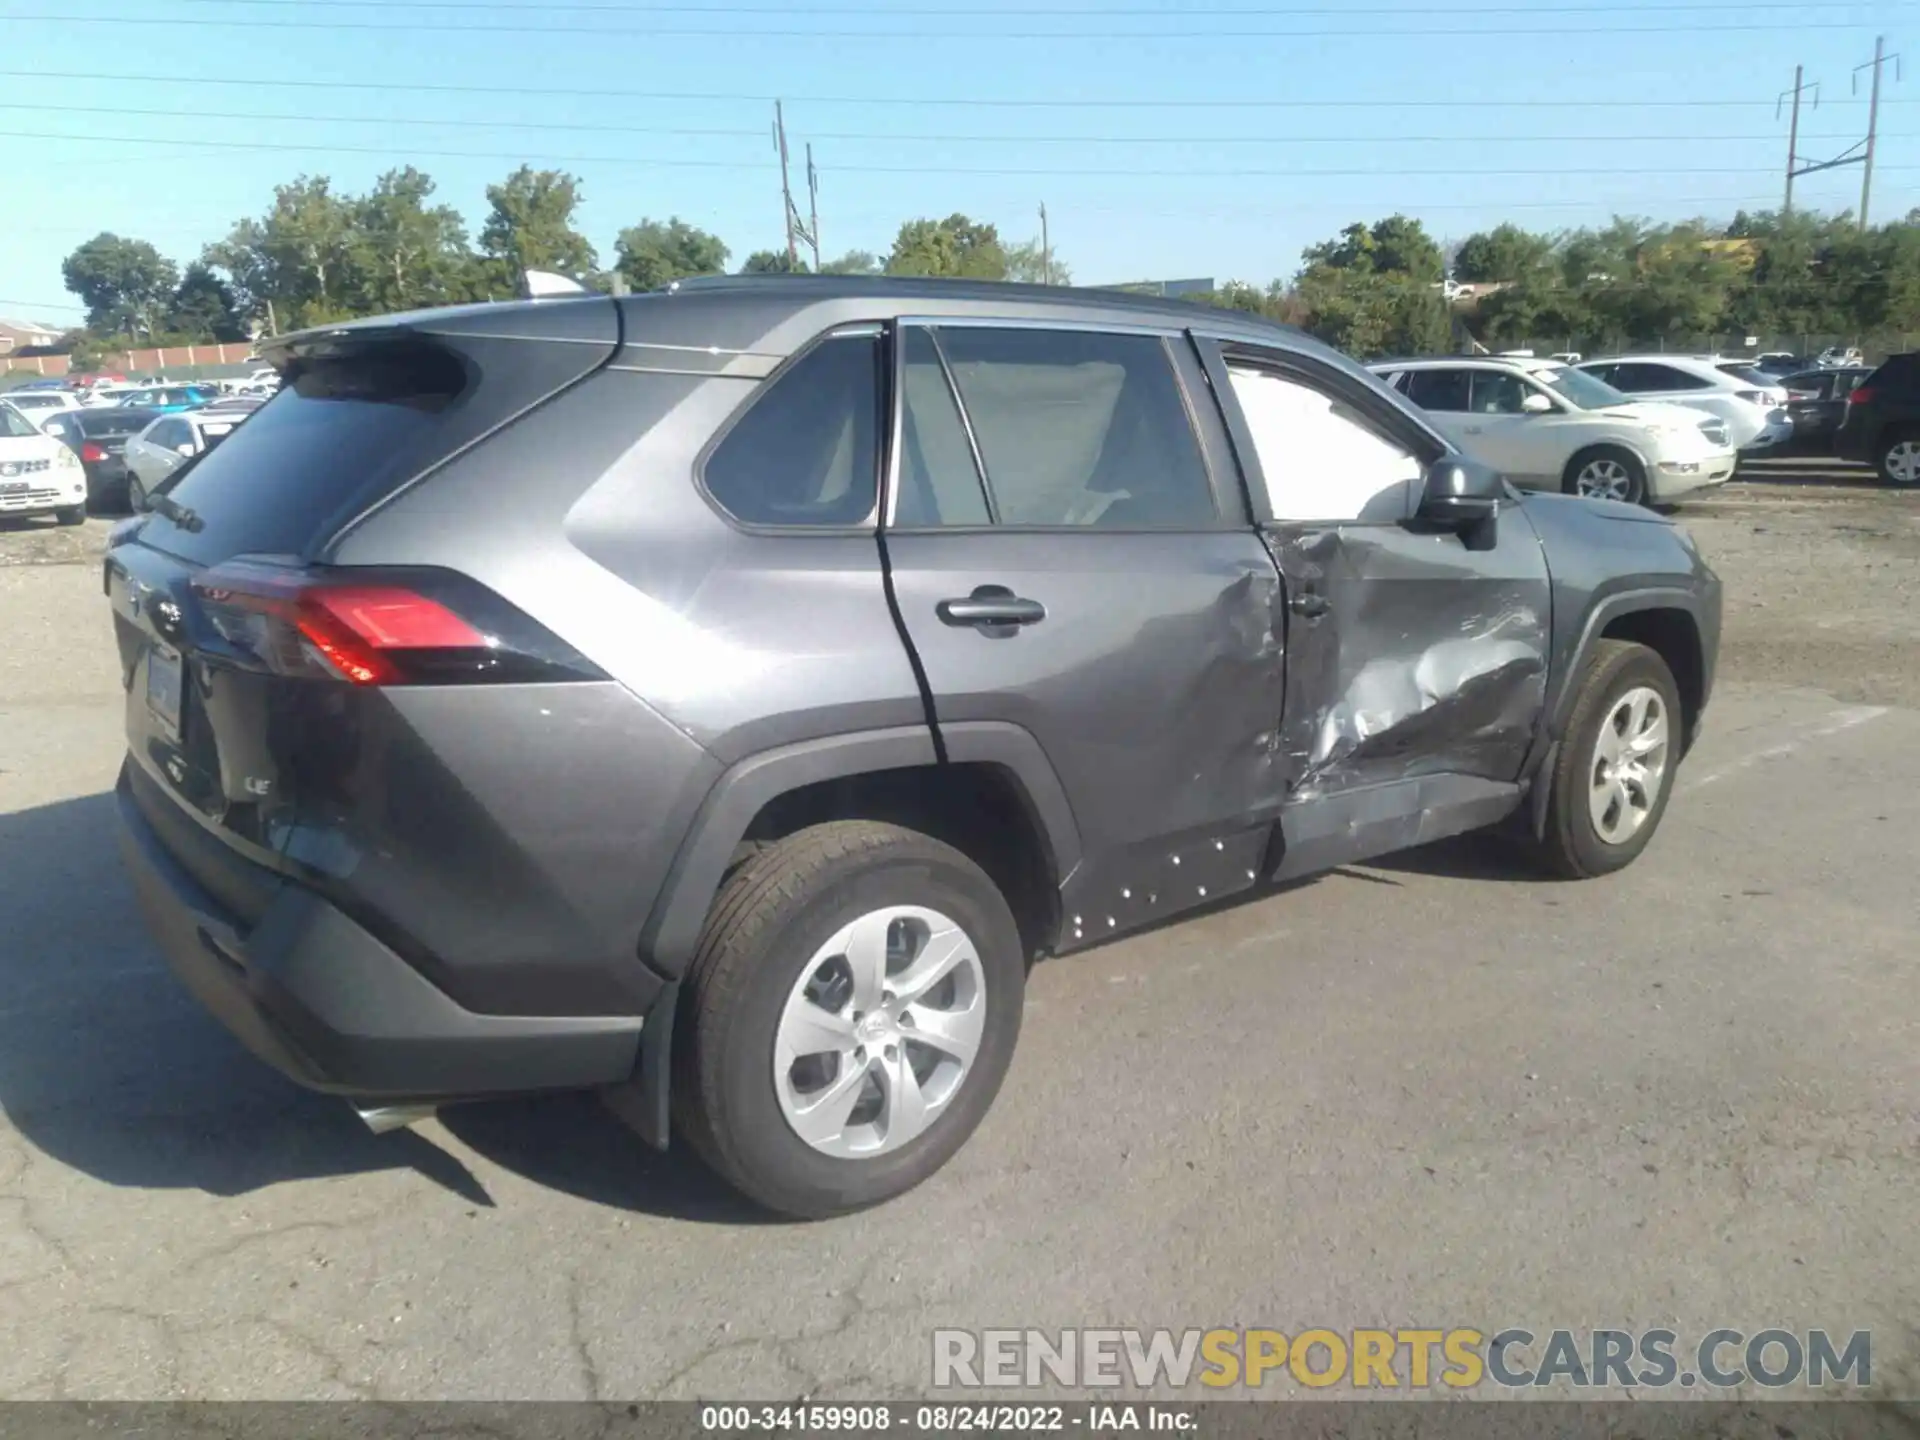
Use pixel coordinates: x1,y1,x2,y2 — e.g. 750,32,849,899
146,0,1920,12
0,101,1887,146
3,68,1913,109
7,127,1914,179
0,10,1888,35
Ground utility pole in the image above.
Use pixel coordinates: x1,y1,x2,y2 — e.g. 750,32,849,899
773,101,798,269
1855,35,1900,227
805,144,821,272
1778,65,1816,215
1038,202,1051,285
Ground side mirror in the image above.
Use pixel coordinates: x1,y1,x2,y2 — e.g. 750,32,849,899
1521,391,1554,415
1419,457,1502,529
176,444,197,457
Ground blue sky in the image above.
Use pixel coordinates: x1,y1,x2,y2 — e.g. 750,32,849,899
0,0,1912,325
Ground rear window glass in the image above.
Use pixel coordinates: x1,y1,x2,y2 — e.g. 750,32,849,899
141,344,469,565
1870,353,1917,386
78,408,158,436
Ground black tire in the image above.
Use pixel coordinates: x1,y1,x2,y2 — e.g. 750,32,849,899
1530,640,1682,879
670,821,1024,1219
1875,430,1920,487
1562,446,1648,506
54,504,86,527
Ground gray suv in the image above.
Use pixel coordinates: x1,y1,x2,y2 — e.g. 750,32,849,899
108,278,1721,1218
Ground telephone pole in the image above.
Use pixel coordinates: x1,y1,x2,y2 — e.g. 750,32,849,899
805,144,821,271
773,101,798,269
1855,35,1901,228
1038,203,1051,285
1779,65,1816,215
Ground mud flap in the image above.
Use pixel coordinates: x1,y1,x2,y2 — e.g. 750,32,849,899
600,980,680,1150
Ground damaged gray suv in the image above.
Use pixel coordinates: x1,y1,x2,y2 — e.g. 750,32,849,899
109,278,1720,1218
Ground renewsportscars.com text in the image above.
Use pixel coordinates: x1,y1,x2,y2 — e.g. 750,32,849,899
932,1328,1871,1391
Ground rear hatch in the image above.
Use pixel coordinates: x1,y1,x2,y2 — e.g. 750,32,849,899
107,298,620,912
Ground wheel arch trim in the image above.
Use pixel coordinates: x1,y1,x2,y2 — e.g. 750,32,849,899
638,721,1082,980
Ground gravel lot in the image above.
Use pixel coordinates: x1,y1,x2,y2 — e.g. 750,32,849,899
1,462,1916,1406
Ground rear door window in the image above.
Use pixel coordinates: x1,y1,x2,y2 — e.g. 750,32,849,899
702,332,881,528
925,326,1216,528
1403,368,1473,411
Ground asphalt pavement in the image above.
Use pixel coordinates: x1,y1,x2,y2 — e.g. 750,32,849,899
1,468,1916,1403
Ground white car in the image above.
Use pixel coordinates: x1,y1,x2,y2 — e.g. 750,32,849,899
0,389,84,429
1575,355,1792,453
1372,356,1737,506
0,400,89,523
123,407,252,510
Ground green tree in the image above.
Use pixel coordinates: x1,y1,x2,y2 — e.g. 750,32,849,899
819,249,881,275
1295,217,1450,356
741,249,806,274
165,262,248,342
613,217,730,290
349,167,474,313
1303,215,1444,283
885,215,1008,279
1452,223,1554,283
1004,237,1072,285
479,166,597,284
61,233,179,337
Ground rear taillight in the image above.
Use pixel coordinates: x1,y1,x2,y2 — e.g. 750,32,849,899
191,559,604,687
1847,386,1874,406
80,441,107,463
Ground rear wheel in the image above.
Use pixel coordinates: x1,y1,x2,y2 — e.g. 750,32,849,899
54,504,85,527
1528,640,1681,879
670,821,1024,1218
1876,432,1920,487
1563,446,1648,506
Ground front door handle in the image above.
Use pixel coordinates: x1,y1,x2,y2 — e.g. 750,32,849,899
937,585,1047,629
1289,592,1330,619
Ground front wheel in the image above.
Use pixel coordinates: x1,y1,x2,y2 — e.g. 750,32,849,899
1876,432,1920,487
1528,640,1682,879
54,504,86,527
1563,447,1648,506
669,821,1025,1218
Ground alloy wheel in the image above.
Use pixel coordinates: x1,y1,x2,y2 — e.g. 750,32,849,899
1576,457,1635,502
1885,440,1920,485
1588,685,1670,845
773,905,987,1158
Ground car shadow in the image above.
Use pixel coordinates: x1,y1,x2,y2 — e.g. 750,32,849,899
0,790,763,1223
1364,831,1559,884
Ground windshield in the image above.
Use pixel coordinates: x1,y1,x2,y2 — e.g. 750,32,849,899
1,405,41,439
1531,365,1630,410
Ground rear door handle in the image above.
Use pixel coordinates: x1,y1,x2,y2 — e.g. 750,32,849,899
1289,592,1330,619
937,586,1047,629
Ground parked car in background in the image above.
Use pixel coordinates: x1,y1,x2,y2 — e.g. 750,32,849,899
1,388,84,429
108,278,1723,1218
1776,367,1873,455
115,385,217,413
1372,356,1735,505
123,406,252,510
1576,356,1793,454
1817,346,1865,369
1835,351,1920,485
1710,361,1792,407
1751,351,1803,375
0,398,88,524
39,406,162,512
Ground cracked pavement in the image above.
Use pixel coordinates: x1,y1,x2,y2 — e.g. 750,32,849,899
1,470,1917,1401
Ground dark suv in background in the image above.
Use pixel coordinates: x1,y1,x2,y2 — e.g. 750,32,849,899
109,279,1720,1218
1836,351,1920,484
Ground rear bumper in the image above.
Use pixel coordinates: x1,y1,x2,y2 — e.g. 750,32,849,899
116,762,644,1101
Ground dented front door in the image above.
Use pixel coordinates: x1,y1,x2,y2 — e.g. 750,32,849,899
1265,515,1551,797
